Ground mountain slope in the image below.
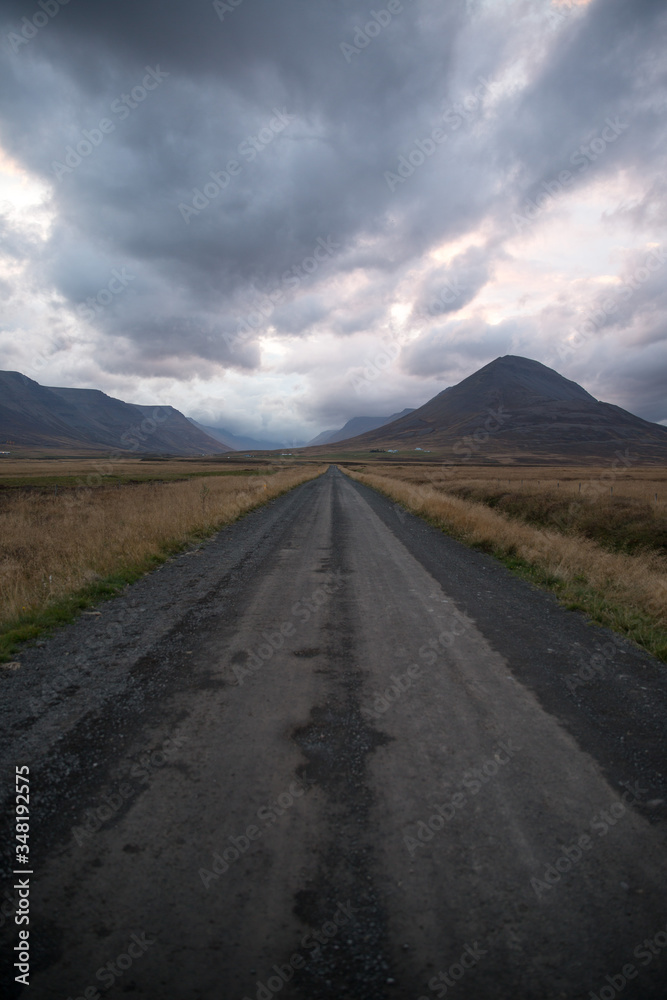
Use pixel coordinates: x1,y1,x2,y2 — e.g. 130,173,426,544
0,372,227,454
0,371,100,449
307,428,339,447
311,356,667,463
134,405,232,454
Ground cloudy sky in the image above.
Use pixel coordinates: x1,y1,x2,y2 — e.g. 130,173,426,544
1,0,665,444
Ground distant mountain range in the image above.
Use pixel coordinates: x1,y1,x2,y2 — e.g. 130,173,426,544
3,357,666,462
307,356,667,463
188,420,285,453
0,371,227,455
306,409,415,447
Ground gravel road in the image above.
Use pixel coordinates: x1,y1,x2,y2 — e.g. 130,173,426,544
1,465,666,999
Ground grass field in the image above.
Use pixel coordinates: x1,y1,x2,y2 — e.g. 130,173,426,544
0,462,325,661
354,464,667,555
5,457,666,666
0,456,292,490
344,463,667,663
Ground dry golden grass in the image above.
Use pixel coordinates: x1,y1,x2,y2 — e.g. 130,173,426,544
0,466,324,631
0,457,234,478
344,466,667,658
355,463,667,505
353,463,667,558
0,456,296,488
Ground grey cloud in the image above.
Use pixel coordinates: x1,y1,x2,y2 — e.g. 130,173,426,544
604,176,667,233
401,317,522,377
569,246,667,346
412,244,497,319
0,0,665,433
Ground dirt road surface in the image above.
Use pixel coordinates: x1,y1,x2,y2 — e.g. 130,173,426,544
1,466,666,999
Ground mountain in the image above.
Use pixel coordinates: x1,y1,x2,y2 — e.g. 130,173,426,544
307,428,339,447
307,409,415,447
0,371,228,455
308,356,667,463
189,421,285,452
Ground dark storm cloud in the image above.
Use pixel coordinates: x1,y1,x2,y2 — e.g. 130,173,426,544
0,0,666,426
0,0,470,311
496,0,667,196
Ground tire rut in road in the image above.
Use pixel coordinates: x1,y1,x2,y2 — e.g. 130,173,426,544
288,473,396,1000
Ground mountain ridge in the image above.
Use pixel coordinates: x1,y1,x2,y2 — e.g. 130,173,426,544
307,356,667,463
0,371,228,455
3,357,666,462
